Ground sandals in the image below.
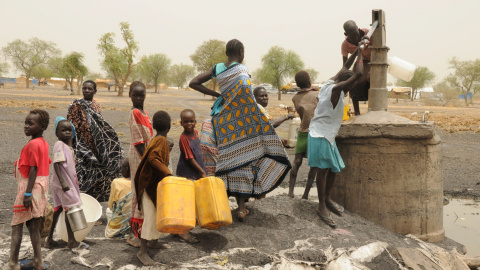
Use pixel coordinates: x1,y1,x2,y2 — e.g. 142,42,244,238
316,208,336,228
19,259,48,270
237,209,249,222
326,201,344,217
178,233,199,244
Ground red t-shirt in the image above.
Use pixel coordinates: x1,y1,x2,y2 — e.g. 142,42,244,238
179,130,198,160
15,137,51,178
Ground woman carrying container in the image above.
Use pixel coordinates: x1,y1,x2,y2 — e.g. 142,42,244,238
189,39,291,221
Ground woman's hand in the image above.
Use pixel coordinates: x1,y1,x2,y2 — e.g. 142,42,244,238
287,113,296,120
23,195,33,208
62,185,71,192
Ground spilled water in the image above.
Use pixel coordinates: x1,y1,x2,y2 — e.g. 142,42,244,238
443,198,480,256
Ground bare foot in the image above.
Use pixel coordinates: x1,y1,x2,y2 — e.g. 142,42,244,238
178,233,199,243
94,221,103,226
127,236,141,248
6,261,20,270
287,192,294,198
44,239,58,249
148,240,171,249
137,250,158,266
20,259,45,270
67,240,80,249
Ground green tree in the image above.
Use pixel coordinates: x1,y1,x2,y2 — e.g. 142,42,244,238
397,66,435,101
64,52,88,94
190,39,227,92
31,65,55,81
48,57,69,89
434,80,458,106
97,22,139,96
255,46,305,100
305,68,319,83
0,62,9,76
444,57,480,107
2,38,60,88
138,53,171,93
169,63,195,89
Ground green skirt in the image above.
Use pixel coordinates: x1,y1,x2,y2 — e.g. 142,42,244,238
307,135,345,173
295,131,308,155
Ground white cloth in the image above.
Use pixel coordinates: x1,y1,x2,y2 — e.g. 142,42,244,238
140,193,167,240
309,79,344,146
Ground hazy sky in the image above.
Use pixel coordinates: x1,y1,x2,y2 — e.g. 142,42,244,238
1,0,479,85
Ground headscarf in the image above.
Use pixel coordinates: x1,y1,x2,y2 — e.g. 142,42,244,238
54,116,76,138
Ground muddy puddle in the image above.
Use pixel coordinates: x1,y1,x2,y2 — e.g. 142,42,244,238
444,198,480,256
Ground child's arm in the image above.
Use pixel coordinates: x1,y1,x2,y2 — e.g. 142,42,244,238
54,162,71,192
187,159,207,178
23,166,37,208
189,71,222,97
135,144,146,157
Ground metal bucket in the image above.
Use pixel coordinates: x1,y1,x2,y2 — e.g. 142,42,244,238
66,206,88,232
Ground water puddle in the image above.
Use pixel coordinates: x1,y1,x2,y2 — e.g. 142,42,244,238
443,198,480,256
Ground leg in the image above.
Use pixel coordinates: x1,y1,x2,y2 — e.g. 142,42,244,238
352,99,361,116
236,196,249,222
45,208,62,248
288,153,304,198
315,168,329,217
7,224,23,270
65,214,80,248
325,170,344,216
26,218,45,270
137,238,158,266
126,232,141,248
325,169,336,201
301,166,317,200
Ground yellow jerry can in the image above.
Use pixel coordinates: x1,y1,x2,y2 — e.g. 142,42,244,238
194,177,232,230
156,176,196,234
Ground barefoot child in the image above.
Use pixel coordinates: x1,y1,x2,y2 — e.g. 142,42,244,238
45,117,82,249
309,44,365,228
176,109,207,180
128,81,153,247
134,111,172,266
288,71,318,199
7,110,51,270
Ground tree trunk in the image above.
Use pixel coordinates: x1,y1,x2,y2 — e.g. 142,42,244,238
64,79,68,90
464,92,469,107
118,80,125,96
278,89,282,101
76,76,82,95
69,79,73,93
410,88,415,101
25,75,30,89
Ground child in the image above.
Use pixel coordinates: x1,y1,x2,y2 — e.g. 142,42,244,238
7,109,51,270
106,158,133,239
128,81,153,247
45,117,82,249
309,44,365,228
176,109,207,180
134,111,172,266
341,20,372,115
288,71,318,199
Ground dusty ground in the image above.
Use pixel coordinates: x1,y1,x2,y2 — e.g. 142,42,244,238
0,86,478,269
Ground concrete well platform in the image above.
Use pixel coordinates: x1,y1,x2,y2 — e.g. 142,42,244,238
332,111,445,242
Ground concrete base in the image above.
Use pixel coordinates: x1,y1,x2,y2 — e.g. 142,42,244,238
332,111,445,242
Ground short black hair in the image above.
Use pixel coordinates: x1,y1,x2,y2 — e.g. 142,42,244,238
180,109,195,120
343,20,358,34
295,71,311,89
83,80,97,91
129,81,146,96
226,39,244,57
253,86,266,97
30,109,50,130
338,70,354,82
152,110,171,132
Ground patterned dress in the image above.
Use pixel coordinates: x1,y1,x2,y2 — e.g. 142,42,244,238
12,138,51,225
68,99,123,202
128,108,153,237
203,63,291,198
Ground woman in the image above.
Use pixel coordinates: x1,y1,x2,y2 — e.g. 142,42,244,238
190,39,291,221
68,80,123,202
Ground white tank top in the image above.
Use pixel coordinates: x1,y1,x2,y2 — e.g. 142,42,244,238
308,79,344,146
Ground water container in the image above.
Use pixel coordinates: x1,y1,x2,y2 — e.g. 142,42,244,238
156,177,196,234
287,117,301,148
56,193,102,242
194,177,232,230
343,103,350,121
387,56,416,82
66,205,87,232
